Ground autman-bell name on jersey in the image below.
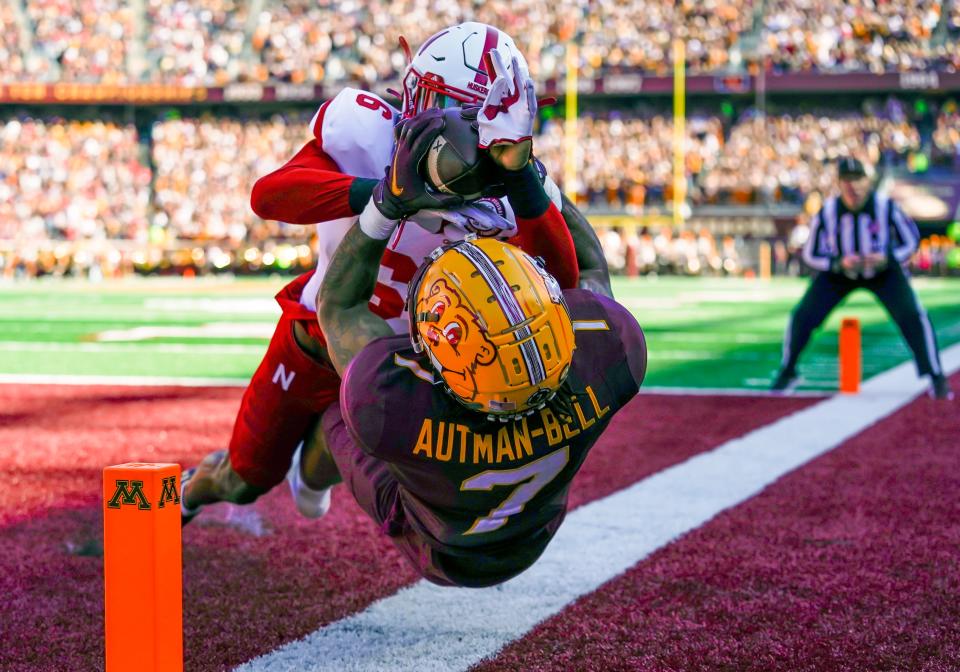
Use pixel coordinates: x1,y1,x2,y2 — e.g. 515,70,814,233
412,385,610,465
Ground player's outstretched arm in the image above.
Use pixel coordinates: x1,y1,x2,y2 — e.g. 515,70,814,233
318,109,461,376
559,193,612,298
251,139,379,224
317,222,394,376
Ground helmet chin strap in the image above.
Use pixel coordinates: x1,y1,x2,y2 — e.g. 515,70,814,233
398,35,413,64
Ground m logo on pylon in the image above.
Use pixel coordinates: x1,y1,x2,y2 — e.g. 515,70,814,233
106,480,151,510
157,476,180,509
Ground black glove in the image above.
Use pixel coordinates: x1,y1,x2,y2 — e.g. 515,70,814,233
373,108,463,219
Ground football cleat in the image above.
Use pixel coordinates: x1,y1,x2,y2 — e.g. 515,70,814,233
400,22,528,119
929,374,954,401
770,369,799,394
180,466,204,527
407,237,575,419
286,441,332,519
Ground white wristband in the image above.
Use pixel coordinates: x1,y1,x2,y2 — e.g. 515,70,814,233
358,198,399,240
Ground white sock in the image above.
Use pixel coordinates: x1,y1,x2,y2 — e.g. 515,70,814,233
288,442,332,517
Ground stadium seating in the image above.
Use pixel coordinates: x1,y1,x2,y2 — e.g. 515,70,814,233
150,115,312,242
0,2,957,278
26,0,133,83
762,0,953,73
1,103,955,279
2,0,958,84
0,117,149,243
934,103,960,160
536,111,923,208
146,0,248,86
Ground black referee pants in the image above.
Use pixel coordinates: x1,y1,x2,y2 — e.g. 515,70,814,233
781,264,943,377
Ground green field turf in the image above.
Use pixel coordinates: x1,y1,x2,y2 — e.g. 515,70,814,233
1,275,958,390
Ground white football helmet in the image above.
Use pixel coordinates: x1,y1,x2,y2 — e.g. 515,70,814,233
401,22,528,119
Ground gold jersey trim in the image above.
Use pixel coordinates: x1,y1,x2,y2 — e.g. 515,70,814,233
572,320,609,331
394,354,434,383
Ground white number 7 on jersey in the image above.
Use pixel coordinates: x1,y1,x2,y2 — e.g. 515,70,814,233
460,447,570,536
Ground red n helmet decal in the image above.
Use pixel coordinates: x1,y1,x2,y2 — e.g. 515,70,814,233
474,26,499,85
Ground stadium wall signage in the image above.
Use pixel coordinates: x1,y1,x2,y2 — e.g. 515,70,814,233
1,72,957,105
583,71,960,95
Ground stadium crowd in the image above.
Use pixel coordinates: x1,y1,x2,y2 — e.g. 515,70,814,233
146,0,249,86
535,104,953,209
1,0,958,85
594,225,960,278
0,4,29,81
150,114,311,244
596,226,745,277
762,0,958,73
1,103,953,245
935,104,960,158
0,117,150,243
27,0,132,83
2,104,948,250
1,102,958,280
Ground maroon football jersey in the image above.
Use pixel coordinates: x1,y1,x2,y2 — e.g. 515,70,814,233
340,289,646,586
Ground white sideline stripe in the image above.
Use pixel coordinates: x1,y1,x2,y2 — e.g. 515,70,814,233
0,374,828,398
235,343,960,672
0,373,249,387
640,386,828,398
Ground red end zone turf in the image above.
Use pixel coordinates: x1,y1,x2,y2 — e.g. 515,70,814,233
475,372,960,672
0,384,814,671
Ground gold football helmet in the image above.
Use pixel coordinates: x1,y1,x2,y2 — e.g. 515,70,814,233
407,237,575,418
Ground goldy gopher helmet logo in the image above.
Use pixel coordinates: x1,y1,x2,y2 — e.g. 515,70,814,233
416,277,497,401
408,238,575,418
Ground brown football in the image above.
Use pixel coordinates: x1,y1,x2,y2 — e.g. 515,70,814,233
421,107,500,199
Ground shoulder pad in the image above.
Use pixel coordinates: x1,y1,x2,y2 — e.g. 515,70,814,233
310,88,399,179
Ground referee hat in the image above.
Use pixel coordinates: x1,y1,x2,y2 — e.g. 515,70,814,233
837,157,867,179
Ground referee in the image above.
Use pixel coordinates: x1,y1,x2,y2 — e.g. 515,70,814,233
772,158,952,399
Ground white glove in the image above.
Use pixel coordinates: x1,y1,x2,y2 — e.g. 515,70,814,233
477,50,536,149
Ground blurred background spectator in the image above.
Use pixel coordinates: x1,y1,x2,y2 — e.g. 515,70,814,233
0,117,149,244
933,103,960,164
2,0,957,85
150,113,311,245
762,0,954,73
27,0,133,83
535,108,924,208
0,2,957,279
145,0,249,86
1,100,957,279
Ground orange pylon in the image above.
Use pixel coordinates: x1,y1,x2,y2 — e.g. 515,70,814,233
839,318,861,394
103,463,183,672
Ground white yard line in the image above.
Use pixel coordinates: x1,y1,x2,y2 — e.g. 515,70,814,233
94,323,276,341
235,343,960,672
0,373,249,387
0,342,264,355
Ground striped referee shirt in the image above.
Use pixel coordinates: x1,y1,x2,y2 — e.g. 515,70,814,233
802,192,920,273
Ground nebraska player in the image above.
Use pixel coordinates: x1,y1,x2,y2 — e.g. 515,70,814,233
181,23,606,523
